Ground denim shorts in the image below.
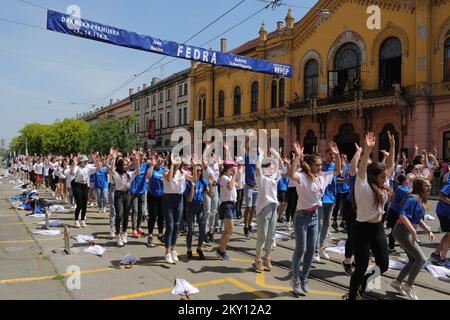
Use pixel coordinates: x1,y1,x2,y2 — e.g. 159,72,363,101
244,184,258,208
219,201,236,220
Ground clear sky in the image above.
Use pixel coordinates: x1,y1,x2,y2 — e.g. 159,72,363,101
0,0,318,145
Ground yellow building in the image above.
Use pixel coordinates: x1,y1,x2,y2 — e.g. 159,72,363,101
190,0,450,160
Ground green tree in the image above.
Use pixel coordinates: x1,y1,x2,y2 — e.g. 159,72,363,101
88,116,139,154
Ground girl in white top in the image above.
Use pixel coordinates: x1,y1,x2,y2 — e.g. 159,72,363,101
254,147,284,271
288,141,341,296
347,131,395,300
162,154,192,264
235,157,245,220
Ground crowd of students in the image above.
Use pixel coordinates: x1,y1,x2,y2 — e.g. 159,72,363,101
8,133,450,300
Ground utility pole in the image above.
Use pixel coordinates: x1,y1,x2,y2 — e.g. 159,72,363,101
25,137,28,156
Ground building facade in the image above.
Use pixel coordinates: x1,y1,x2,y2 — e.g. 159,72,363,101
190,0,450,161
130,69,190,152
76,97,132,125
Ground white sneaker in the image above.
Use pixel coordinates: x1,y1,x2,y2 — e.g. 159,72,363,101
81,221,87,228
122,232,128,244
390,280,407,296
403,284,419,300
424,214,435,221
165,253,174,264
319,248,330,260
287,222,292,231
110,228,116,239
116,235,124,247
71,205,76,209
74,221,81,228
171,251,179,262
313,253,321,263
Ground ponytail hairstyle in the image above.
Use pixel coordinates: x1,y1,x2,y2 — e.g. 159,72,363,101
300,154,321,182
366,162,388,209
411,177,429,208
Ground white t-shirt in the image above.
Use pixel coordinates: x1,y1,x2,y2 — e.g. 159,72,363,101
163,170,187,194
111,171,136,192
34,163,44,175
206,164,220,183
255,170,281,214
73,165,98,185
292,171,335,211
354,175,389,222
64,168,74,188
220,175,237,202
43,164,50,176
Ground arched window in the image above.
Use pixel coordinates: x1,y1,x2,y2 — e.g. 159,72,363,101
445,37,450,81
379,37,402,89
304,59,319,101
279,78,285,107
334,123,360,159
329,43,361,97
303,130,317,154
234,86,241,115
271,80,277,108
251,82,259,113
218,90,225,118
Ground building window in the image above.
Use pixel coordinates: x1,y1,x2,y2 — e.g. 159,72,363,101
198,94,206,120
146,97,150,108
304,59,319,101
234,86,241,115
251,82,258,113
203,96,207,120
279,78,285,107
166,112,170,128
178,109,182,126
303,130,318,154
159,92,163,103
445,37,450,81
271,80,277,108
379,37,402,89
329,42,361,97
152,95,156,106
218,90,225,118
134,101,140,111
178,85,182,97
157,137,162,147
159,113,163,129
183,107,187,125
167,89,171,101
184,83,188,96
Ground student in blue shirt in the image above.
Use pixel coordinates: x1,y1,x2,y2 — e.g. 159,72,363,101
391,177,434,300
386,174,410,254
146,154,167,247
317,148,336,262
431,179,450,268
276,164,289,223
94,163,109,213
185,163,212,260
332,154,351,230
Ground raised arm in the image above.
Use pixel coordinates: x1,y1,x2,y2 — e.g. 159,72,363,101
358,132,375,180
329,141,341,176
288,142,303,182
255,148,264,178
349,143,362,176
386,131,395,177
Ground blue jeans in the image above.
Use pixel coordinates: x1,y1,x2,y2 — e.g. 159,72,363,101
318,203,334,247
163,194,183,249
292,210,319,282
186,201,206,250
96,188,108,209
131,193,146,230
108,184,116,227
204,186,219,231
244,184,258,208
256,203,277,256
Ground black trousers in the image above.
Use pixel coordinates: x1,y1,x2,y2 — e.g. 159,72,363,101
236,189,244,219
286,187,298,222
147,194,164,236
342,197,356,260
332,192,349,222
73,183,89,221
348,220,389,300
114,190,130,234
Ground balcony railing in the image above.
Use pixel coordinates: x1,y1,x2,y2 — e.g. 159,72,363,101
288,100,311,110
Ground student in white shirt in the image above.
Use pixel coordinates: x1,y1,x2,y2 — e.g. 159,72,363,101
288,141,341,296
235,157,245,220
347,131,395,300
70,155,99,228
33,159,44,189
162,154,192,264
254,147,284,272
107,149,139,247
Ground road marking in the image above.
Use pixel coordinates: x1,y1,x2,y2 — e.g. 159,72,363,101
255,271,343,297
224,277,270,299
0,237,64,245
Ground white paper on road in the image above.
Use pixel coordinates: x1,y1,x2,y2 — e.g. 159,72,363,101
172,278,200,295
425,262,450,280
389,259,407,270
32,229,61,236
28,214,45,218
73,234,97,243
324,240,346,255
36,220,63,227
120,254,138,265
83,245,105,256
275,231,291,241
424,214,435,221
48,205,69,213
